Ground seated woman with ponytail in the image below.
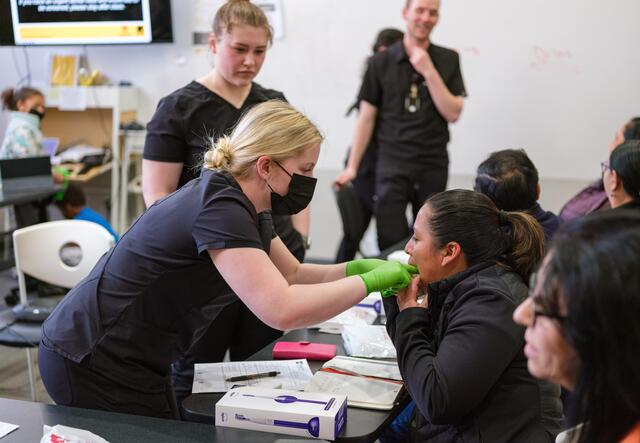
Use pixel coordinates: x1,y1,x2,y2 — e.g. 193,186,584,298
383,189,562,442
602,139,640,211
38,100,415,418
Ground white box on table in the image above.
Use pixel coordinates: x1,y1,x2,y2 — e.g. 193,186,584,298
215,386,347,440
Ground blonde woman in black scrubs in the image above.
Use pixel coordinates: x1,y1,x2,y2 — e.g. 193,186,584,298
39,101,415,418
141,0,308,407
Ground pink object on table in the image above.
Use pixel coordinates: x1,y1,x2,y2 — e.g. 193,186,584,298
272,341,337,361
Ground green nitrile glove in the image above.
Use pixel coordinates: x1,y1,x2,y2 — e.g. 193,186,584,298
381,287,399,298
52,166,71,202
358,261,417,294
345,258,387,277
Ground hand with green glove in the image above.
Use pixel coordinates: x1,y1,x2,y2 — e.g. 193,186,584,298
357,261,418,295
345,258,388,277
52,166,71,202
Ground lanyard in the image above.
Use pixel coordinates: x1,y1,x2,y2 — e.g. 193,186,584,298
405,73,421,113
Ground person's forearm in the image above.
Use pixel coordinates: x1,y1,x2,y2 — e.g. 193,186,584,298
141,159,182,208
423,70,463,123
290,262,348,285
278,277,367,329
345,110,376,172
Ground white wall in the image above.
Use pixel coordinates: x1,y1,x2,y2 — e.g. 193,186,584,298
0,0,638,258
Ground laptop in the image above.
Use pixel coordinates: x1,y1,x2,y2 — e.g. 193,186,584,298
0,156,53,193
42,137,61,158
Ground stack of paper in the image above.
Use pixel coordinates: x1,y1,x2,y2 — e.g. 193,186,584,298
192,359,313,393
304,356,403,410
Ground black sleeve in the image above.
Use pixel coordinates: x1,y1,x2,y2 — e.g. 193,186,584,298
383,296,401,341
143,95,188,163
193,195,264,254
357,58,382,107
393,289,524,425
446,52,467,98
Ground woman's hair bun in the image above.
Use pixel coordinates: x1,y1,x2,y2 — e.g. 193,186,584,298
204,135,233,170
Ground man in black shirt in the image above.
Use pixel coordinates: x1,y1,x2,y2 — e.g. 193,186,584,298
334,0,466,250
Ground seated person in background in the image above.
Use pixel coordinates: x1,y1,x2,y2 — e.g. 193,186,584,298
474,148,559,244
1,86,66,226
559,117,640,221
0,86,45,159
55,183,118,242
383,189,562,442
514,211,640,443
602,140,640,211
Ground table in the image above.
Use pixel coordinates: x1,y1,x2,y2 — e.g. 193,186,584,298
1,395,356,442
0,397,220,443
182,329,409,443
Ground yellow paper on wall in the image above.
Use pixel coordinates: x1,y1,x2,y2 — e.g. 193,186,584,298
50,55,78,86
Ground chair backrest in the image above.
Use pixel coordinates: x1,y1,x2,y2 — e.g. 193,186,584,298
13,220,115,304
334,184,369,253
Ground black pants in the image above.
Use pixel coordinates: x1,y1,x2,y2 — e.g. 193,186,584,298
13,198,50,227
335,171,375,262
171,301,283,408
39,342,179,419
375,165,448,250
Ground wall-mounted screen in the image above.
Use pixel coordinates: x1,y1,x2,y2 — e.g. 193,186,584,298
0,0,173,45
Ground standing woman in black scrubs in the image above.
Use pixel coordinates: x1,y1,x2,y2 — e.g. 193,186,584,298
141,0,308,406
39,101,415,418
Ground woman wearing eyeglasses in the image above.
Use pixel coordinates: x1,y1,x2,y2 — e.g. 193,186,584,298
514,211,640,443
383,189,563,442
601,140,640,211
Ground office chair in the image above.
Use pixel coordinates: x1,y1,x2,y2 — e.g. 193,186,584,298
0,220,114,400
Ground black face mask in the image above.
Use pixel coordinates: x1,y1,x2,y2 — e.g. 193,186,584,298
28,109,45,121
268,160,317,215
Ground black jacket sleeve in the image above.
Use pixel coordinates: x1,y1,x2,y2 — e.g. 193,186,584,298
393,288,525,425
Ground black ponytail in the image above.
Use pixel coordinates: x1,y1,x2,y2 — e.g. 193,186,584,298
426,189,544,281
610,140,640,201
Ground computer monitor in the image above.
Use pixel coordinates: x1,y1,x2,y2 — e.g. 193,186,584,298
0,0,173,46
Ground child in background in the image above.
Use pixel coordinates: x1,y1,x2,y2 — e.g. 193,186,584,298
0,86,46,159
55,183,118,242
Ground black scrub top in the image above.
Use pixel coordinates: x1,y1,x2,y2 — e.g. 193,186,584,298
143,80,304,259
41,169,274,393
359,41,466,169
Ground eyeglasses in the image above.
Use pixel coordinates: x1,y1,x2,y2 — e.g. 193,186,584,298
528,272,567,327
530,297,567,327
600,161,610,174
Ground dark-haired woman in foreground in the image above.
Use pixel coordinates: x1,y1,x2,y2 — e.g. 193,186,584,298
384,189,563,442
514,211,640,443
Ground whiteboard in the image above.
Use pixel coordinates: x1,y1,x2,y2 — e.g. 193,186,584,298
1,0,638,181
255,0,640,179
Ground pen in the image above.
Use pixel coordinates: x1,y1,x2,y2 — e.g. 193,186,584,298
226,371,280,382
